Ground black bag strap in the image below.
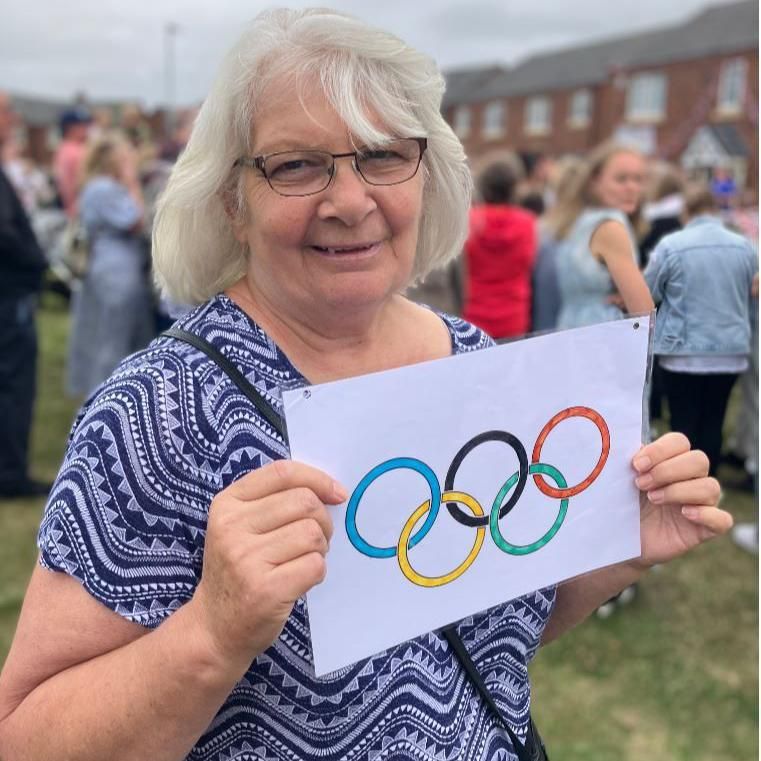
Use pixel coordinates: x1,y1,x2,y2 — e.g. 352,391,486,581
442,627,537,761
162,327,287,438
162,325,544,761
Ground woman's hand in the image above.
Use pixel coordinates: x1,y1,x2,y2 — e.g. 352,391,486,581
630,432,732,570
187,460,347,673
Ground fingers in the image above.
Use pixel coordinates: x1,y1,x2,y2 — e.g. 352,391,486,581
634,449,710,491
269,552,327,601
258,519,330,565
644,475,721,507
228,459,348,504
633,432,691,473
681,505,734,536
245,488,334,541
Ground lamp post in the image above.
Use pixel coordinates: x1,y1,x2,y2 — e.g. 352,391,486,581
164,21,179,139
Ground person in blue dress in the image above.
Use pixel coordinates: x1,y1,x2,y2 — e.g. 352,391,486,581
0,9,730,761
66,135,154,397
546,142,654,330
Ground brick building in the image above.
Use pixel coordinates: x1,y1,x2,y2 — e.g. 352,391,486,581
443,0,758,199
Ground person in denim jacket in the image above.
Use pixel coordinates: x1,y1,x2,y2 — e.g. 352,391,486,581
645,184,758,476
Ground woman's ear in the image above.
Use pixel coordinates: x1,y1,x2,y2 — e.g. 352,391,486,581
220,188,248,244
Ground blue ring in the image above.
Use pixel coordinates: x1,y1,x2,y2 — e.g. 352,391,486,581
345,457,441,559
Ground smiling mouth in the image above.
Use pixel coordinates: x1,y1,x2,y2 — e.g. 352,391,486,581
310,242,380,255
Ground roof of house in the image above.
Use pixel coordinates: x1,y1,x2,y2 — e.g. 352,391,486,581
10,93,134,128
445,0,757,103
441,65,507,108
708,122,749,155
10,94,69,127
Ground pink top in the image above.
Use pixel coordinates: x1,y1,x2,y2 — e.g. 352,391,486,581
54,140,87,218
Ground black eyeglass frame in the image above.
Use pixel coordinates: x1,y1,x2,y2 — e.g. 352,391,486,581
233,137,428,197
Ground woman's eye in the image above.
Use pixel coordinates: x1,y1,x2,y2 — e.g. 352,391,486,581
364,150,397,160
281,160,307,171
275,159,309,172
269,156,325,176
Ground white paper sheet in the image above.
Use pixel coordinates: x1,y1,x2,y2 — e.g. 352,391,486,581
283,315,651,676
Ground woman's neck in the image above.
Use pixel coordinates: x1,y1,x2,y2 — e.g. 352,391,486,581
226,277,406,383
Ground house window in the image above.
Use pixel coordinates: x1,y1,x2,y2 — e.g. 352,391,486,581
568,89,592,127
626,72,667,121
525,96,551,134
717,58,747,113
483,101,506,138
453,106,471,137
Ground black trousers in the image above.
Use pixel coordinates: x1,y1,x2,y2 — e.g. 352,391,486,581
0,294,38,489
661,368,738,477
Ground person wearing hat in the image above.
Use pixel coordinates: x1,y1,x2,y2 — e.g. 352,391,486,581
53,106,92,218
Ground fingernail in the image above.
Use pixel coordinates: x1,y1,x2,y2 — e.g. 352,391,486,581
647,489,664,503
333,481,349,501
635,474,653,489
682,506,700,519
633,456,651,472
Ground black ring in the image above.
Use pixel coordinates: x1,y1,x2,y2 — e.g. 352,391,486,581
444,430,529,527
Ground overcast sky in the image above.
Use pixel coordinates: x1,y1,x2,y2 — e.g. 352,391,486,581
2,0,741,107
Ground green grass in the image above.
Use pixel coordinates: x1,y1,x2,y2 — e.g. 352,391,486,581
0,296,757,760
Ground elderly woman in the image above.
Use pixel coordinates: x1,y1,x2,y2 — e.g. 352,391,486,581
0,9,730,761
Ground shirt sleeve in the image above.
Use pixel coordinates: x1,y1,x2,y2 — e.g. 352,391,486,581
37,350,222,628
93,180,141,232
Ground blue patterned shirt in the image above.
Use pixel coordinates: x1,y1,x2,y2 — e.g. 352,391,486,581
38,294,556,761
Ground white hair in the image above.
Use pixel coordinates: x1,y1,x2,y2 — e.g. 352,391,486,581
152,7,473,305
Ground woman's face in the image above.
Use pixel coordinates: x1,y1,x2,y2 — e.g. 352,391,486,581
591,151,645,215
231,89,425,320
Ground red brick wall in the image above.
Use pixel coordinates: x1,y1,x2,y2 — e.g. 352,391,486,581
446,49,758,200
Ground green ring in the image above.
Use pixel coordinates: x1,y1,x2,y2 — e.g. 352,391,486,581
490,463,569,556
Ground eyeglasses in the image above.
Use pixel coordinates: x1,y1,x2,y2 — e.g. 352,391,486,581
234,137,427,197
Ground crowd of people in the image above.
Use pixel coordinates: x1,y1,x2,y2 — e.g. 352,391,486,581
0,95,198,498
1,68,758,523
0,73,757,514
420,144,758,502
0,8,753,757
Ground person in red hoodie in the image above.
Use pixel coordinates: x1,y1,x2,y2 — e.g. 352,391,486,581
463,161,537,340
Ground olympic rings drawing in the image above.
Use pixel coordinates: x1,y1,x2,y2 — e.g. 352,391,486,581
345,406,610,587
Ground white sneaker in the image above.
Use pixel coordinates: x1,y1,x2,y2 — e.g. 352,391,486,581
732,523,759,554
596,601,616,619
617,584,637,606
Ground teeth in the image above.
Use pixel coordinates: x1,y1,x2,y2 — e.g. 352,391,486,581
315,244,373,253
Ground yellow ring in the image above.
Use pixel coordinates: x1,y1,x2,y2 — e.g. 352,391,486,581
397,490,485,587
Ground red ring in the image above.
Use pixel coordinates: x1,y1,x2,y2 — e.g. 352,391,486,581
531,406,610,498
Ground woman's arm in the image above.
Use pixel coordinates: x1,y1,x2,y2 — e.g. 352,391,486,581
541,561,642,645
590,220,654,315
0,461,345,761
0,567,243,761
542,433,729,646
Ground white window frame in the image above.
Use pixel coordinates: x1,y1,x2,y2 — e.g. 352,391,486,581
568,89,592,128
626,72,667,122
453,105,471,138
482,100,506,139
525,96,552,135
717,57,747,114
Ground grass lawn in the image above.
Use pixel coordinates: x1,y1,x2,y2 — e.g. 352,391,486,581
0,294,757,760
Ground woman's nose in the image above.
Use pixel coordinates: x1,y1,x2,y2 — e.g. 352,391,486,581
316,158,377,225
